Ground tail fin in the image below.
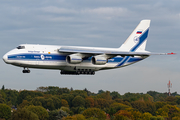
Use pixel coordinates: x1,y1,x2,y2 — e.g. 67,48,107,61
119,20,151,52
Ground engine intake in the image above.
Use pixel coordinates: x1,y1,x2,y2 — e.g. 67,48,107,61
66,54,82,64
92,56,107,65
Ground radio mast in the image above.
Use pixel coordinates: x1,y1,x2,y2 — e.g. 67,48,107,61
167,80,172,96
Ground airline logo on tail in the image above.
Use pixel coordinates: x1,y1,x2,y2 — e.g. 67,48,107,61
134,36,139,43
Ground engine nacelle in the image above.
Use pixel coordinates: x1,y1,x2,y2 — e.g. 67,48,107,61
66,54,82,64
92,56,107,65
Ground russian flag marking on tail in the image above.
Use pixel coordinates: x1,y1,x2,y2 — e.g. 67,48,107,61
136,31,142,34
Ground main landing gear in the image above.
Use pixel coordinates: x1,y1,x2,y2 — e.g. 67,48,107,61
60,69,95,75
22,67,30,73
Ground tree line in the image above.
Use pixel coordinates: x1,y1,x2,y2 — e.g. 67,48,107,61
0,85,180,120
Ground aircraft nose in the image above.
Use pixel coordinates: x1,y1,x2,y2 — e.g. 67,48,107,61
3,54,8,63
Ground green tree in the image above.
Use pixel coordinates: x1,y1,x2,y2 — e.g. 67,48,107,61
50,96,61,109
17,90,43,104
3,89,19,106
97,91,112,100
166,96,177,105
155,101,167,110
31,96,61,110
114,98,123,103
70,87,73,91
60,93,74,107
110,102,130,112
48,110,58,120
82,108,106,120
84,88,92,96
11,108,39,120
156,104,180,119
62,116,77,120
27,105,49,120
70,90,88,98
97,98,109,108
146,101,156,115
1,85,4,91
45,98,55,110
18,100,32,108
0,104,11,120
37,86,70,95
131,100,147,113
150,116,157,120
122,92,139,102
0,91,6,104
142,112,152,120
75,114,86,120
131,100,156,115
110,91,121,100
60,107,70,114
85,97,94,108
61,99,69,107
72,96,85,107
172,116,180,120
46,86,59,95
98,90,105,94
62,114,85,120
78,107,86,114
147,91,167,102
0,94,6,104
57,109,68,120
176,96,180,105
108,108,116,117
156,106,169,118
130,110,142,120
57,88,70,95
113,114,127,120
31,97,43,106
156,116,164,120
114,110,132,119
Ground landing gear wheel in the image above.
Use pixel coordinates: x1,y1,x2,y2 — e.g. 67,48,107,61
77,71,80,75
91,71,95,75
27,70,30,73
22,68,30,73
23,70,26,73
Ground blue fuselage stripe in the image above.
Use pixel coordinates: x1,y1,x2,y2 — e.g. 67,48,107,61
116,56,130,67
7,54,142,65
8,54,66,61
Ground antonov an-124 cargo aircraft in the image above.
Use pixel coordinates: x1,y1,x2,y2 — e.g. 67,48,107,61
3,20,174,75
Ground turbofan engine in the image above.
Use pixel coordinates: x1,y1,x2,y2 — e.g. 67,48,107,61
92,56,107,65
66,54,82,64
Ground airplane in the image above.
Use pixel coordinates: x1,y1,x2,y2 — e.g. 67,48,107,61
2,20,174,75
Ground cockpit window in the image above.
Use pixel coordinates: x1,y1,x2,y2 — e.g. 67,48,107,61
17,46,25,49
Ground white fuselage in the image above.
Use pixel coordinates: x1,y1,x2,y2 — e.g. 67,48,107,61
3,44,147,72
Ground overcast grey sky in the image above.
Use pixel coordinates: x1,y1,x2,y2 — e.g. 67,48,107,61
1,0,180,95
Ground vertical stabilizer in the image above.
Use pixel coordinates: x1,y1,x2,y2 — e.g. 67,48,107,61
119,20,151,52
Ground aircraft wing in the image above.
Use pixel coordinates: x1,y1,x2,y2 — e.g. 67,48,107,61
58,46,172,56
59,46,104,54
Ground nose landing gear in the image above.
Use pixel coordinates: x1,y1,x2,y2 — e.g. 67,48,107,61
22,67,30,73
